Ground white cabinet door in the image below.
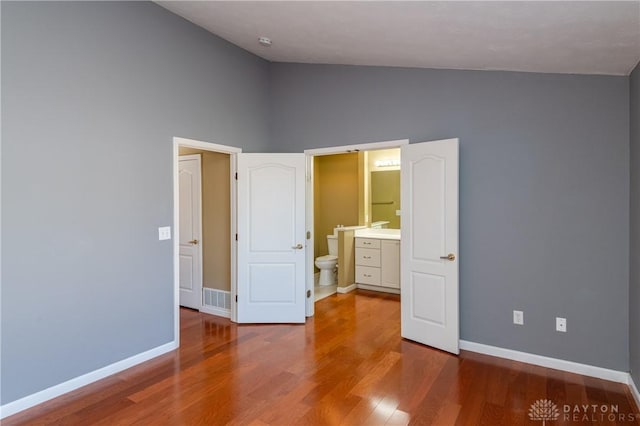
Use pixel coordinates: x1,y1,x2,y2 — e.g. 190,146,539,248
401,139,459,354
237,154,306,323
381,240,400,288
178,155,203,309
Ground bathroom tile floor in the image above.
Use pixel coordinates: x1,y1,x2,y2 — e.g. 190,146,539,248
313,272,337,301
314,284,337,301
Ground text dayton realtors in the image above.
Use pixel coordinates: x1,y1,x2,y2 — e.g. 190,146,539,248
562,404,638,422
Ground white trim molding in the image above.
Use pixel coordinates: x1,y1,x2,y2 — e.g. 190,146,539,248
200,306,231,319
174,137,242,154
356,284,400,295
460,340,629,384
304,139,409,156
337,284,357,294
0,341,177,419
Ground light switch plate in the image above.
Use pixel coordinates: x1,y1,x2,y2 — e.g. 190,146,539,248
158,226,171,241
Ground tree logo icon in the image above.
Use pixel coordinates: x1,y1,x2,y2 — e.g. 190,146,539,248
528,399,560,425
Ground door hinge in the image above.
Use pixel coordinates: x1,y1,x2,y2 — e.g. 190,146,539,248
235,233,238,241
306,290,311,298
235,295,238,302
306,231,311,240
235,172,238,180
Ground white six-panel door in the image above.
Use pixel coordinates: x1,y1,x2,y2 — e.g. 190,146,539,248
401,139,459,354
178,155,203,309
237,154,306,323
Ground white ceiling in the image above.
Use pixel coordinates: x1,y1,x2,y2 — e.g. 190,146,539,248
157,1,640,76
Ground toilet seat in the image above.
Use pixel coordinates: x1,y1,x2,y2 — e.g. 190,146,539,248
316,255,337,262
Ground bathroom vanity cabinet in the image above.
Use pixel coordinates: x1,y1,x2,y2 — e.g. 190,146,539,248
355,236,400,292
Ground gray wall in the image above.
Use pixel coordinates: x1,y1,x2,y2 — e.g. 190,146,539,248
2,0,634,409
631,61,640,384
270,63,630,370
1,2,269,404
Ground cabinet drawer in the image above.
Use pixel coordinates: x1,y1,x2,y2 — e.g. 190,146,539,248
355,238,381,249
355,248,381,267
356,266,381,285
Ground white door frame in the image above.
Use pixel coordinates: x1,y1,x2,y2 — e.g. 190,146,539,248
303,139,409,317
172,137,242,342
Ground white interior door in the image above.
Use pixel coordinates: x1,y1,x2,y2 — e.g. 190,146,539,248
401,138,459,354
237,154,306,323
179,154,203,309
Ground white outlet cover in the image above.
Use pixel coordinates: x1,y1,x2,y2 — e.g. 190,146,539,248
513,310,524,325
158,226,171,241
556,317,567,332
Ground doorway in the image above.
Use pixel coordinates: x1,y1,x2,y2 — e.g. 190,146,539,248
172,137,240,341
310,147,402,303
304,139,409,315
305,138,460,354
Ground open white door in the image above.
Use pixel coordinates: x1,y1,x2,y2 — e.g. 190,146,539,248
178,154,203,309
237,154,306,323
401,139,459,354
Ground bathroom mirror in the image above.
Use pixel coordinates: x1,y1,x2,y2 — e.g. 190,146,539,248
370,170,400,229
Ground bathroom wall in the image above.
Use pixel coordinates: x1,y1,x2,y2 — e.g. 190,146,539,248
313,153,360,260
178,147,231,291
2,1,269,404
270,63,630,371
630,60,640,385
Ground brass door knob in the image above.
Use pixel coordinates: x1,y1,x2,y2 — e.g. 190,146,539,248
439,253,456,261
189,239,199,245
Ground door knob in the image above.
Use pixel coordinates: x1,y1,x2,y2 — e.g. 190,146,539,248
292,243,304,250
189,239,199,245
439,253,456,261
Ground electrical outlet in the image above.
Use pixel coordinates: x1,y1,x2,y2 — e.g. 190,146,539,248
158,226,171,241
556,317,567,332
513,310,524,325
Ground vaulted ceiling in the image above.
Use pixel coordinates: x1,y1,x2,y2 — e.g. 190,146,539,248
158,1,640,76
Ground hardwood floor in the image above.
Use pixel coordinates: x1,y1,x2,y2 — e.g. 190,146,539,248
5,290,638,425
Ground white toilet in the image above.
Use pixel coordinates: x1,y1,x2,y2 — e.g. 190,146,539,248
315,235,338,286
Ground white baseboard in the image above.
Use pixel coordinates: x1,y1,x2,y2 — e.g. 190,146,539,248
629,374,640,407
337,283,357,293
200,305,231,319
356,284,400,295
459,340,628,384
0,340,177,419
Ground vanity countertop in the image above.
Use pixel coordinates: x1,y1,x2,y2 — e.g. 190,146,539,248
355,228,401,240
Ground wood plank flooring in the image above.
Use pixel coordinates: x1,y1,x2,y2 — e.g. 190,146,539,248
4,290,639,425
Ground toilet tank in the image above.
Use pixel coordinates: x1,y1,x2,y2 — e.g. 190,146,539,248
327,235,338,256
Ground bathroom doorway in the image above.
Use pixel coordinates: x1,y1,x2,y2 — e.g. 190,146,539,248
305,137,460,354
304,140,408,314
